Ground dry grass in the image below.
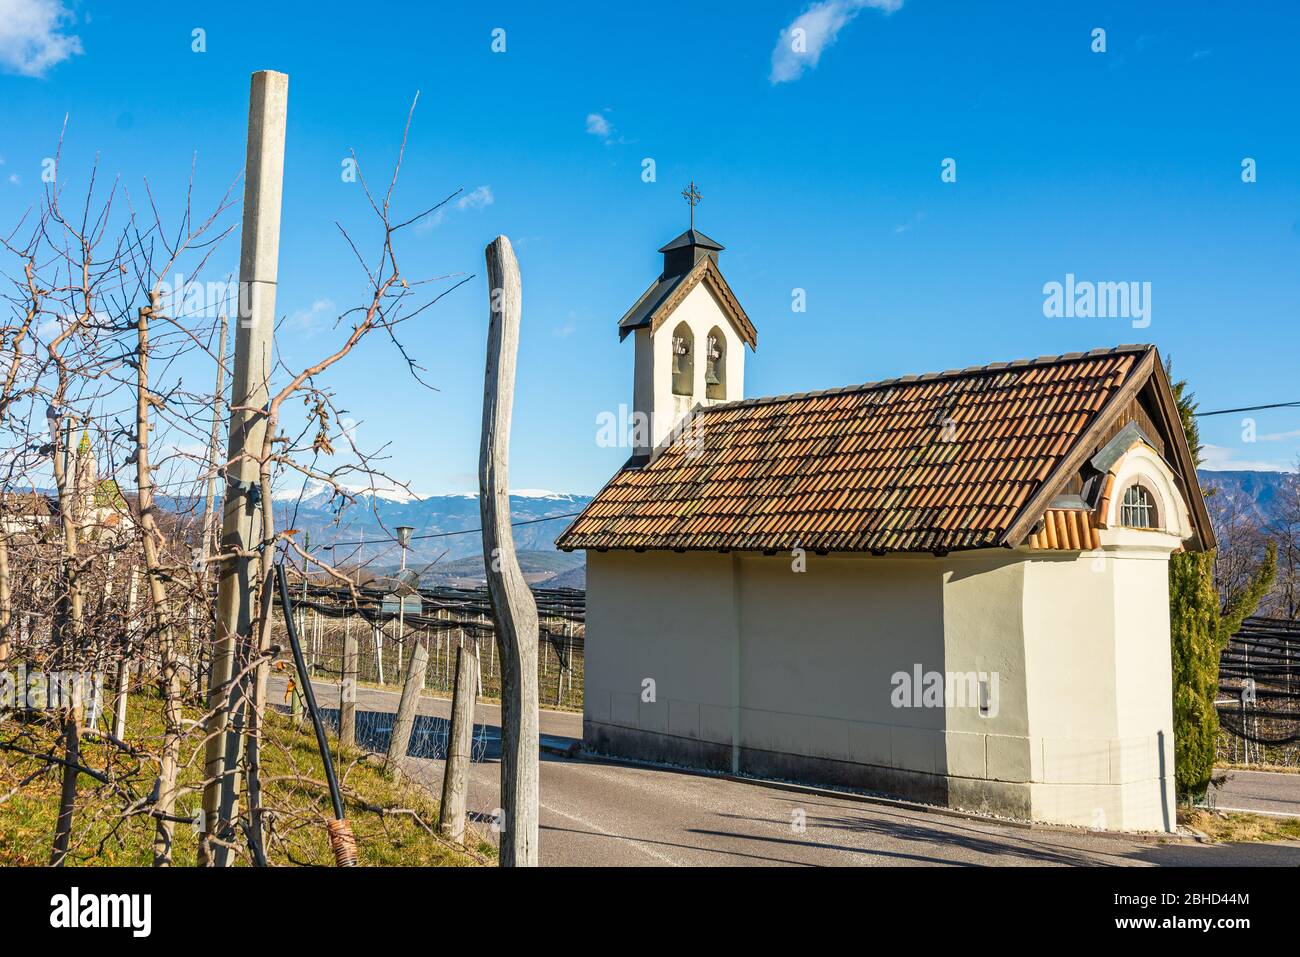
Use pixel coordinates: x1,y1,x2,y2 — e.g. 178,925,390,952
1180,808,1300,843
0,692,493,866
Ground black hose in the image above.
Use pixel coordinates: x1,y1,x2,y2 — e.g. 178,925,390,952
276,561,346,821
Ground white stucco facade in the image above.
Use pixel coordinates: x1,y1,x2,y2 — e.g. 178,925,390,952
582,445,1189,832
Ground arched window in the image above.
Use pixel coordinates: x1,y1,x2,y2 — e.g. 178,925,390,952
1120,484,1158,529
705,328,726,400
671,321,694,396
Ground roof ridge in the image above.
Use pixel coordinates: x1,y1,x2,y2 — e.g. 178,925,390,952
703,343,1154,413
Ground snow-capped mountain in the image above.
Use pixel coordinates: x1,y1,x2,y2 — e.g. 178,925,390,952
271,478,425,507
269,484,592,570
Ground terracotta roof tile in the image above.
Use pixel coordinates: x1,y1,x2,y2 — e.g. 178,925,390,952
558,346,1150,553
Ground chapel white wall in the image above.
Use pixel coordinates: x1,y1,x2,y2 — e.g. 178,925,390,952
584,539,1180,832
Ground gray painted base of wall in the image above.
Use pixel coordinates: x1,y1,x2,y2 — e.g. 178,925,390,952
585,720,1033,821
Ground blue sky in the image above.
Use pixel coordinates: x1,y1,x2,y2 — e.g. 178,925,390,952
2,0,1298,495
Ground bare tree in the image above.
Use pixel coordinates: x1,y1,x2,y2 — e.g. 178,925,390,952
0,81,466,868
1267,467,1300,620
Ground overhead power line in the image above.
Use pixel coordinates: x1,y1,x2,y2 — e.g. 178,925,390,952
306,511,582,551
1194,401,1300,418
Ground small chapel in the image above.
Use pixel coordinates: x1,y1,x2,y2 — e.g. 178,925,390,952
557,201,1213,832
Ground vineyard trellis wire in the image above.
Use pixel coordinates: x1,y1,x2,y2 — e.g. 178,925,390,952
271,579,586,714
1217,616,1300,766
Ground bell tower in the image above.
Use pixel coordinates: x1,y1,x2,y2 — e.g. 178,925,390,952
616,186,757,459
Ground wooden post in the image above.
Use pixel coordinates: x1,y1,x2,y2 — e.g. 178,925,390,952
198,313,229,587
480,236,540,867
289,665,303,725
396,599,405,675
339,616,357,748
137,293,185,867
556,632,565,708
112,568,139,740
201,70,288,866
0,532,10,672
309,607,318,673
48,679,83,866
384,639,428,780
474,635,484,699
440,643,479,842
192,314,228,698
87,672,104,732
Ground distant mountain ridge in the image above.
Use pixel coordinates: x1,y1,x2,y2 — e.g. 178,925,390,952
1197,469,1294,525
19,482,592,589
276,487,592,589
271,487,592,565
27,472,1291,593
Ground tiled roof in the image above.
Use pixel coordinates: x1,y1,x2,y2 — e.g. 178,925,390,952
0,492,59,517
558,345,1152,554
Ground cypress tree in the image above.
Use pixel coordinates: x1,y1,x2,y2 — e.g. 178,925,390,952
1166,361,1275,799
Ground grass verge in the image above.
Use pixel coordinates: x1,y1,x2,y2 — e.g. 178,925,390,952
0,691,493,866
1180,808,1300,843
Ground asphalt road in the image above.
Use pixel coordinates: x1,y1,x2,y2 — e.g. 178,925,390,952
1213,768,1300,817
410,756,1300,867
272,677,1300,866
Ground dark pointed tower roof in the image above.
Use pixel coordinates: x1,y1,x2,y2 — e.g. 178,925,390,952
657,229,724,255
617,226,756,348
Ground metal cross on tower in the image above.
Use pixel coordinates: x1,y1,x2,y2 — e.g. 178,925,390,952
681,180,702,229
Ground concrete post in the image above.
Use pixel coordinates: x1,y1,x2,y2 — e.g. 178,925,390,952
200,69,288,867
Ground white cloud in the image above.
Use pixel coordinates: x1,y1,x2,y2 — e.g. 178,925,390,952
414,185,493,234
1199,444,1297,473
553,311,578,338
456,185,494,211
0,0,83,77
287,298,335,332
893,210,925,234
770,0,901,85
585,112,613,139
7,174,18,186
414,209,444,234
